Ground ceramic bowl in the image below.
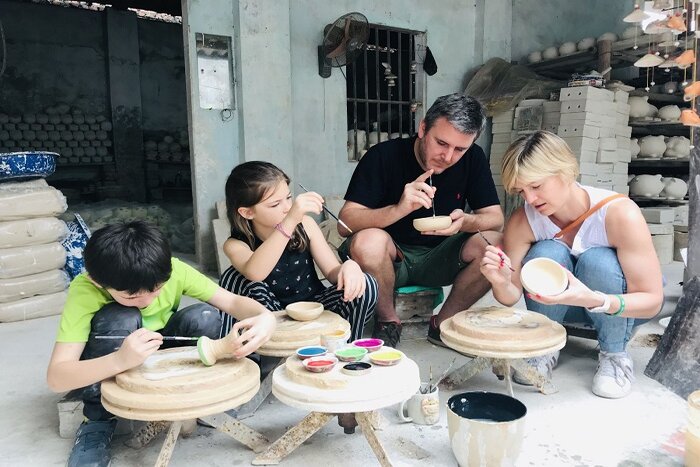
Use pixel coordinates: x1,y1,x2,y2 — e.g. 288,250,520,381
335,346,368,362
302,355,338,373
413,215,452,232
352,338,384,353
341,362,372,376
520,257,568,296
369,349,403,366
296,345,327,360
285,301,324,321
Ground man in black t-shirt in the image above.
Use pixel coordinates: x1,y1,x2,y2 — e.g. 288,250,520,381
337,94,504,348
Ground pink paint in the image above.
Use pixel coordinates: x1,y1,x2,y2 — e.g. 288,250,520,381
353,338,382,348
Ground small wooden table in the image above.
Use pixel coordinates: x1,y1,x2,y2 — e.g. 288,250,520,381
252,352,420,466
101,347,269,466
439,306,567,395
236,310,351,416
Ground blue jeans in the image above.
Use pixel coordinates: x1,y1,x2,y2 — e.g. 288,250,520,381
523,240,635,353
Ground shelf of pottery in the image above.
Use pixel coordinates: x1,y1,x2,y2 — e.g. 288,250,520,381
144,131,192,201
489,85,632,215
0,106,114,166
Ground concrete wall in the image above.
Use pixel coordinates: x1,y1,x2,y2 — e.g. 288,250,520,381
510,0,635,63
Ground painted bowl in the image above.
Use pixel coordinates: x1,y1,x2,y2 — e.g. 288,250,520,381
296,345,327,360
352,338,384,353
334,346,368,362
302,355,338,373
341,362,372,376
520,257,568,297
285,301,324,321
413,215,452,232
369,349,403,366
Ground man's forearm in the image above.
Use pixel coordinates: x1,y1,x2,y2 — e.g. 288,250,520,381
461,209,504,233
340,204,409,235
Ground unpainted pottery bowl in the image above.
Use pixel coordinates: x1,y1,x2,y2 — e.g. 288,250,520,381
352,338,384,353
286,301,324,321
369,349,403,366
296,345,327,360
413,215,451,232
335,346,368,362
520,257,568,296
302,355,338,373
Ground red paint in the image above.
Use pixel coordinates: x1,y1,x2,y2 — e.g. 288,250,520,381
307,360,334,367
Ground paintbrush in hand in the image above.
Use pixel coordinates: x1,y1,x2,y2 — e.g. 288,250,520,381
429,175,436,217
298,183,353,233
478,229,515,272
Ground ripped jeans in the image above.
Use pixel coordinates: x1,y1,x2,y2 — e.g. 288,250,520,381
79,302,222,421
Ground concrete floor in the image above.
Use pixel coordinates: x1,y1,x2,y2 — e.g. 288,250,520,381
0,261,690,466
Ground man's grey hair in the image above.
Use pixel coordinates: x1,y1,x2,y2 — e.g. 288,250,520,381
423,93,485,136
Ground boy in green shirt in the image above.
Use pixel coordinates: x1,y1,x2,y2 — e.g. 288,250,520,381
47,221,276,467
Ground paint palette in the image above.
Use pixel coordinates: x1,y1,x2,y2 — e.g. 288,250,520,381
352,338,384,353
302,355,338,373
341,362,372,376
296,345,327,360
334,347,368,362
369,349,403,366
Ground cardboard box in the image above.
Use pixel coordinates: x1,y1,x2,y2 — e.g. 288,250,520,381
560,86,614,102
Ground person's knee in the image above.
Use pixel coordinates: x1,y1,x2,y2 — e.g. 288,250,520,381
91,303,141,334
179,304,223,338
349,229,393,264
575,248,624,292
461,231,501,262
524,240,571,265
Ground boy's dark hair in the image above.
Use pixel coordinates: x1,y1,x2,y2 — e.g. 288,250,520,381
83,221,172,294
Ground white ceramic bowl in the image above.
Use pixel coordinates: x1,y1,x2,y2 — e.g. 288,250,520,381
520,257,568,296
285,301,323,321
413,215,452,232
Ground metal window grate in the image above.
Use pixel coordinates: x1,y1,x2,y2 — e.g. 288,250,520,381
346,25,425,161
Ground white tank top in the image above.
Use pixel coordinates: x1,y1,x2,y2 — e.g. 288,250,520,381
523,185,625,257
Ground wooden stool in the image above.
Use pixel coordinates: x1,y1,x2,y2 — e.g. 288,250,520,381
439,306,567,395
252,352,420,466
101,347,269,466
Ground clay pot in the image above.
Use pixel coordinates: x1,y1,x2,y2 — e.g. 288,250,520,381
542,47,559,60
638,135,667,158
628,96,657,118
661,177,688,199
577,37,595,50
658,105,682,121
528,51,542,63
559,42,577,56
630,138,641,158
629,174,665,197
664,136,690,158
598,32,618,42
622,26,642,39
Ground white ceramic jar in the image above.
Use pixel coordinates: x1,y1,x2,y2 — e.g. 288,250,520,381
664,136,691,158
661,177,688,199
638,135,667,158
629,174,665,197
628,96,657,119
542,47,559,60
658,105,681,121
559,42,577,56
577,37,595,50
528,51,542,63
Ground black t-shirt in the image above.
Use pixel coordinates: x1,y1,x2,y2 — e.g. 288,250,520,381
343,136,500,247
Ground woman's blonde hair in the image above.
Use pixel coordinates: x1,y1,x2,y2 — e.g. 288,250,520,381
501,130,580,193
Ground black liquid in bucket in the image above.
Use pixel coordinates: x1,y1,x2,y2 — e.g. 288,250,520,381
447,391,526,422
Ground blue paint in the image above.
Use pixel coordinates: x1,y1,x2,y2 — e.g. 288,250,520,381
297,346,326,356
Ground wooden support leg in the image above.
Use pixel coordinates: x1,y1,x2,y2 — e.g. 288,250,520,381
439,356,489,390
125,421,169,449
154,421,181,467
368,410,384,431
252,412,334,465
509,358,558,395
199,413,270,453
356,411,393,467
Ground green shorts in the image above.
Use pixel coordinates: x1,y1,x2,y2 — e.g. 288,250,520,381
338,232,472,288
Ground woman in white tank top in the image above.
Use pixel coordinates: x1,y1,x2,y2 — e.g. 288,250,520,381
480,131,663,399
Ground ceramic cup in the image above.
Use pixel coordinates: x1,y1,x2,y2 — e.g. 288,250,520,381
321,329,349,353
398,382,440,425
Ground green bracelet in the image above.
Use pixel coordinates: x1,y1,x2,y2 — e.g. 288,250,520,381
612,294,625,316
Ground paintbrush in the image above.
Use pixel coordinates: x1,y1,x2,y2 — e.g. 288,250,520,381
430,357,457,393
429,175,436,217
95,335,199,341
478,229,515,272
298,183,353,234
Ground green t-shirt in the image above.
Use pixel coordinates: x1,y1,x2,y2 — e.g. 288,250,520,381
56,257,219,343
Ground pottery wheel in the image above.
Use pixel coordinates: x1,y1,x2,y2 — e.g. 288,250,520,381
101,347,260,421
440,306,566,359
257,310,350,357
284,355,349,389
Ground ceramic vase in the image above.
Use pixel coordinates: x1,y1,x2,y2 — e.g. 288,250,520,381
629,174,665,197
638,135,667,158
658,105,681,121
661,177,688,199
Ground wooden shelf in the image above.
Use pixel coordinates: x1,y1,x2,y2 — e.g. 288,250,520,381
630,159,689,167
630,121,689,136
629,92,688,105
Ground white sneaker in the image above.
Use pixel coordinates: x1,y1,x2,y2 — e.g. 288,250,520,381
512,351,560,386
592,351,634,399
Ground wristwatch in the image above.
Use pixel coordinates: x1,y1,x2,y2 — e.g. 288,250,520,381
587,291,610,313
